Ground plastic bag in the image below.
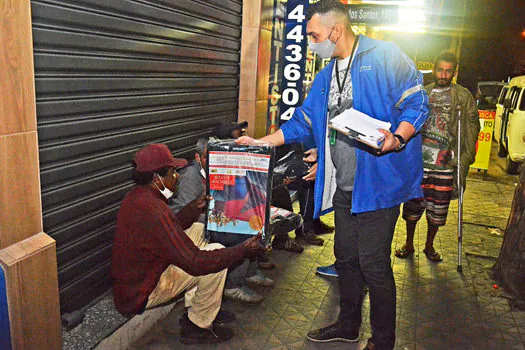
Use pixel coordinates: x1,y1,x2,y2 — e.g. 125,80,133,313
269,206,303,236
205,139,275,246
272,144,311,188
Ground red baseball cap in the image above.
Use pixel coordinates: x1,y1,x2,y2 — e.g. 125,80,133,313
133,144,187,172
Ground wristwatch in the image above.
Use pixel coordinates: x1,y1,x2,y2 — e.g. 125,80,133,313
393,134,406,151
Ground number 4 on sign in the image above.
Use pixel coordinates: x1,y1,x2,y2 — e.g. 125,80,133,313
281,107,295,121
288,5,305,22
287,26,304,43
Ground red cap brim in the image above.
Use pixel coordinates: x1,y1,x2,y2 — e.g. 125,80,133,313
172,158,188,168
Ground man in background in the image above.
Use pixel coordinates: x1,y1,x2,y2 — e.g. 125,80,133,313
396,51,479,262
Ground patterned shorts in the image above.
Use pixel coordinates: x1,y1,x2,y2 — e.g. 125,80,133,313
402,168,454,227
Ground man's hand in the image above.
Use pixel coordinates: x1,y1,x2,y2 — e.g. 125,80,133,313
192,192,212,210
302,162,318,181
235,136,273,146
303,148,318,163
235,130,285,147
283,177,296,186
378,129,400,154
378,122,415,154
242,233,267,259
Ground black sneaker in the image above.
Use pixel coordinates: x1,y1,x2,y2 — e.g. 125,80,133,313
296,231,324,246
272,236,304,253
179,313,234,344
313,220,334,234
307,322,359,343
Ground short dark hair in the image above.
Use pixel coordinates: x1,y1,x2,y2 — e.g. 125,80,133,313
195,137,209,157
434,51,458,71
306,0,347,22
131,161,170,185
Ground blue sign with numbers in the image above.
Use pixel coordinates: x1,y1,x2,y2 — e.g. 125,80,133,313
278,0,310,124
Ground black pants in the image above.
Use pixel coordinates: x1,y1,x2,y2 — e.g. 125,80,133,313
333,188,399,350
287,178,315,232
297,180,315,230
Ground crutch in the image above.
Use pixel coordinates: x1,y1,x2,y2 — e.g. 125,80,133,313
456,108,463,273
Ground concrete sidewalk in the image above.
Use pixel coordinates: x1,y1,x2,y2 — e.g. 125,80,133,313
130,147,524,350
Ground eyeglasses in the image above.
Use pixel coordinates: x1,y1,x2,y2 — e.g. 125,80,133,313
168,168,180,178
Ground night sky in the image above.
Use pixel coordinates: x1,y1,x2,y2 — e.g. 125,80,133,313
459,0,525,90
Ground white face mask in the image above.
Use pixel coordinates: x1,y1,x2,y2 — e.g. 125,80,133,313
154,174,174,200
196,157,206,178
308,27,336,60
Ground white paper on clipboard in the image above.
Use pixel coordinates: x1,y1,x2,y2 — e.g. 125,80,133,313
329,108,391,149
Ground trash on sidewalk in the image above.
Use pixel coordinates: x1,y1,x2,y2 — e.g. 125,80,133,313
489,228,504,237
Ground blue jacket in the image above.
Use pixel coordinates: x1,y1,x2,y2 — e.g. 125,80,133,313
280,36,429,215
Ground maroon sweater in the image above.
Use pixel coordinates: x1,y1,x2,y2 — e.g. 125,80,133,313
111,185,244,315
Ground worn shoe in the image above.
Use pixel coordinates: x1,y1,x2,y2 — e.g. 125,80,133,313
245,270,275,287
313,220,334,234
224,285,263,303
272,236,304,253
183,309,235,325
296,231,324,246
316,264,338,277
214,309,235,324
307,322,359,343
179,313,234,344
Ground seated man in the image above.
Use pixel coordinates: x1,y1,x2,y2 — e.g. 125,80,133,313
170,137,208,222
111,143,263,344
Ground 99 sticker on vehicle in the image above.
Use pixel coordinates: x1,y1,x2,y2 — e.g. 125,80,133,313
278,0,310,124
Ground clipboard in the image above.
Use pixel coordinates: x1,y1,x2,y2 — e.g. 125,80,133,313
328,108,390,150
328,122,385,149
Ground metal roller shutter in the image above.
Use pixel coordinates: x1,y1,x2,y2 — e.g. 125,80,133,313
31,0,242,313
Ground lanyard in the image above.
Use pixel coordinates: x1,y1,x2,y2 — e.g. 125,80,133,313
335,35,359,107
330,35,359,146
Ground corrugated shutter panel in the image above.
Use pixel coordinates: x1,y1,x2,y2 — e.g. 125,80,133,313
31,0,242,313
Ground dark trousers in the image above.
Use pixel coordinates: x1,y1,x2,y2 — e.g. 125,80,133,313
296,180,315,230
333,188,399,349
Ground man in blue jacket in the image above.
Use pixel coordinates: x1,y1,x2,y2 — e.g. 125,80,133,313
237,1,428,349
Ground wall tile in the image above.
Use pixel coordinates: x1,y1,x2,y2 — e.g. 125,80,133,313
255,100,269,139
257,28,273,102
0,132,43,249
260,0,275,31
0,232,61,349
242,0,262,28
239,27,260,102
0,0,37,136
238,100,257,137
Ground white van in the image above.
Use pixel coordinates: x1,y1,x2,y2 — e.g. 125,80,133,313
493,75,525,174
494,83,509,151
